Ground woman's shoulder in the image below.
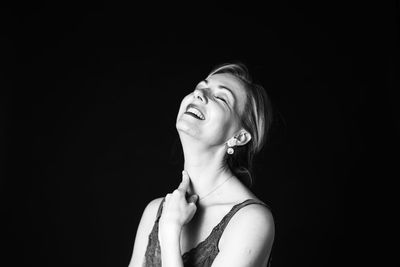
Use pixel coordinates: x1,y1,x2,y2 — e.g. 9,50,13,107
219,198,275,245
137,197,165,225
238,199,274,224
230,197,274,225
216,199,275,263
146,197,165,209
143,197,165,217
128,197,165,267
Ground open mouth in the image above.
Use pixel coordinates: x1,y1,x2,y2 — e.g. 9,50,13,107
184,104,205,120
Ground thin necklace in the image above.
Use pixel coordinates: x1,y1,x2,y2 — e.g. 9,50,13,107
198,176,233,201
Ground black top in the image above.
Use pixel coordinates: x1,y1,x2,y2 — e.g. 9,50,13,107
143,198,273,267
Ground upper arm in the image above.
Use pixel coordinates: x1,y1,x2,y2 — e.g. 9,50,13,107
212,205,275,267
128,197,164,267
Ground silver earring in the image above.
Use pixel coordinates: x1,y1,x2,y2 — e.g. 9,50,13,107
227,147,234,154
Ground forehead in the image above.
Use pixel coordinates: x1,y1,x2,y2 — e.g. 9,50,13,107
206,73,248,113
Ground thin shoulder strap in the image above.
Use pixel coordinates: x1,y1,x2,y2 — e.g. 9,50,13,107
155,198,166,222
215,199,270,242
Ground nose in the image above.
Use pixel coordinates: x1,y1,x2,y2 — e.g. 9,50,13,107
193,88,208,103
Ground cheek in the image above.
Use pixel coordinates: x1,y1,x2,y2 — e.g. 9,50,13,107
212,107,241,133
205,115,235,144
208,107,235,132
212,103,233,121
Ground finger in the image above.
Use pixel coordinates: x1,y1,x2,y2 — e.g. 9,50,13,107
178,170,190,192
188,201,197,214
187,194,198,204
172,189,183,197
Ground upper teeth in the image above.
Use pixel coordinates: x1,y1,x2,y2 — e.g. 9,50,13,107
187,107,205,120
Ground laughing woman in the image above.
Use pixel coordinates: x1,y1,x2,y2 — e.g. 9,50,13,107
128,63,275,267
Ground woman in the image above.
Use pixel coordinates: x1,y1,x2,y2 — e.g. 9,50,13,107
128,63,275,267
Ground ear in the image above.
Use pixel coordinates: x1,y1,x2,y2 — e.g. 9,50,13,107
234,130,252,147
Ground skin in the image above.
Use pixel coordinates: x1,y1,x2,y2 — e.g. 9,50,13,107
129,73,274,267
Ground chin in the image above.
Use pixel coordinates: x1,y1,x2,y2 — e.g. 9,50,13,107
176,118,201,139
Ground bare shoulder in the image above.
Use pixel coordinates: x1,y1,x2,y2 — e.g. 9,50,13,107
135,196,165,237
147,197,165,210
142,197,165,220
128,197,164,267
227,202,274,236
214,202,275,266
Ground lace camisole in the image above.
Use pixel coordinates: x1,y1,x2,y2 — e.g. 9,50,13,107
143,198,272,267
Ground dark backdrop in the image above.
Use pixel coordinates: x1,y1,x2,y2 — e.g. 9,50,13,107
2,1,398,267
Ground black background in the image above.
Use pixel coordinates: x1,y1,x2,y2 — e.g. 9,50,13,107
1,1,398,267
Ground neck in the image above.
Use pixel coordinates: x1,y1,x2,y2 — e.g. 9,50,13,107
180,135,233,201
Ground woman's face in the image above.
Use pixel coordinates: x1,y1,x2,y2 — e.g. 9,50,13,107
176,73,248,147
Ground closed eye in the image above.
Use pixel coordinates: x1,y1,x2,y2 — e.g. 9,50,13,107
215,96,227,103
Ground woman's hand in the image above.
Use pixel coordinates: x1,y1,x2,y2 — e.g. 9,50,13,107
159,171,198,237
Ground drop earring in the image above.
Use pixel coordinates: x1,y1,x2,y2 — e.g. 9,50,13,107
226,138,237,155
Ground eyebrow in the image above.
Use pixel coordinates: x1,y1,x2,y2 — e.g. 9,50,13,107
201,79,235,98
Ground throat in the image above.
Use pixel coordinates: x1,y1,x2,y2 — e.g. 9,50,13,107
183,158,232,201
